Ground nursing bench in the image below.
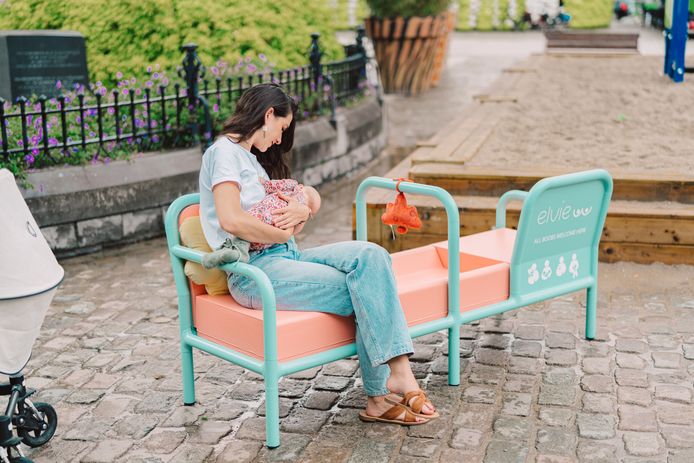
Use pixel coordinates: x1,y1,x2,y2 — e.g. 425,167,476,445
164,169,613,448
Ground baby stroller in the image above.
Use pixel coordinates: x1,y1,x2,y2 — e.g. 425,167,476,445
0,169,61,462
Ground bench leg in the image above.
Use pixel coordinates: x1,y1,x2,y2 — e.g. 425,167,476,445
448,326,460,386
265,375,280,448
585,284,597,340
181,343,196,405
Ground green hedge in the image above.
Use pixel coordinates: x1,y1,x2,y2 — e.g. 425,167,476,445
455,0,612,30
0,0,345,86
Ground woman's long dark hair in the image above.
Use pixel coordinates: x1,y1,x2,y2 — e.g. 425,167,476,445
220,83,298,179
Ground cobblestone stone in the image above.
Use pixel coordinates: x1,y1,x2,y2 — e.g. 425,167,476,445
479,333,512,350
623,432,662,456
539,384,577,406
536,427,577,455
581,375,615,393
503,374,536,393
652,352,682,369
463,385,497,404
469,364,506,385
582,357,612,375
314,374,351,391
501,393,532,416
618,387,653,406
546,332,576,349
484,440,528,463
304,391,340,410
81,440,132,463
348,438,395,463
399,437,441,458
618,405,658,431
475,347,510,366
616,339,649,354
493,415,532,440
576,440,618,462
616,369,650,388
616,353,647,369
450,427,485,449
654,385,692,404
515,324,545,340
545,350,578,366
216,440,263,463
577,413,616,439
582,393,616,414
539,407,574,427
512,340,543,357
662,425,694,448
509,356,542,375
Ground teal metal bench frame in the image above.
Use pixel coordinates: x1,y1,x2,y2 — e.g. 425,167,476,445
164,168,612,448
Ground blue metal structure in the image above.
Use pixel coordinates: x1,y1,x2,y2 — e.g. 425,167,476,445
664,0,691,82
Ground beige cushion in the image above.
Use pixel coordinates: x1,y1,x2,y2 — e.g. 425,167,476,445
179,216,229,296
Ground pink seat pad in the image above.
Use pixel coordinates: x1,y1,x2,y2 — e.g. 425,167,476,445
191,227,517,361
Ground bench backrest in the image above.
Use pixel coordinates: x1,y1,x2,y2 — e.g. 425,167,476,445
509,169,613,297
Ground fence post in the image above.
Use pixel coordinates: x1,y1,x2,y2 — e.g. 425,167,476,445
179,43,212,149
355,25,366,59
309,33,323,87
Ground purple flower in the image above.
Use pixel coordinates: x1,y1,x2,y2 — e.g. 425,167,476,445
212,103,219,113
247,64,257,73
152,135,160,143
130,77,136,84
55,80,62,89
153,72,160,79
259,53,267,62
211,66,218,76
245,56,251,63
48,137,58,146
122,88,129,96
107,107,115,115
24,154,34,165
145,80,153,88
116,71,123,79
135,88,142,96
147,65,152,73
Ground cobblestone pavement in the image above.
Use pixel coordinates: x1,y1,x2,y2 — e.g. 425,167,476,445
18,31,694,462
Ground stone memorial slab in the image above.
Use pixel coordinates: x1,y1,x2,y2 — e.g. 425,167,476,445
0,30,89,101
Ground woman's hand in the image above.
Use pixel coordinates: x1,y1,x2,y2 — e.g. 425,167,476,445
272,192,311,229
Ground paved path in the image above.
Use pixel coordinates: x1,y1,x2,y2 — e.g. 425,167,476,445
20,28,694,463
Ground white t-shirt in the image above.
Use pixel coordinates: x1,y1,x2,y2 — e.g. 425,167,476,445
199,137,269,250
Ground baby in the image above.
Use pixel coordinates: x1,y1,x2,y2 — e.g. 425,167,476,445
202,178,320,268
247,178,320,251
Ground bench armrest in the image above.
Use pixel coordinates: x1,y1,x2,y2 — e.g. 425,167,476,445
495,190,529,229
170,244,280,361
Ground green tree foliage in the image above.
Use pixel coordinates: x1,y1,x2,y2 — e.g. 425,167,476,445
0,0,345,86
366,0,450,17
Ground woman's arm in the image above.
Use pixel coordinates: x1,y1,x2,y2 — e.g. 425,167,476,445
213,182,293,244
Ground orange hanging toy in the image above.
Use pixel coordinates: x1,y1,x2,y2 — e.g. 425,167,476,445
381,178,422,235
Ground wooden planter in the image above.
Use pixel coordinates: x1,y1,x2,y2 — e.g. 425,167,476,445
365,14,451,95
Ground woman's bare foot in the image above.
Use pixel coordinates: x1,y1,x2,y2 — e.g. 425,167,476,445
386,355,437,416
364,395,428,423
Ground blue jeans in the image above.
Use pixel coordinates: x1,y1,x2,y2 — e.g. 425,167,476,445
227,238,414,396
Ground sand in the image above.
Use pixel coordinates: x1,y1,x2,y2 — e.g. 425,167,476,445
467,54,694,174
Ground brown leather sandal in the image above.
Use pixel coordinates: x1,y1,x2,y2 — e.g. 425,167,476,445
386,389,440,419
358,402,429,426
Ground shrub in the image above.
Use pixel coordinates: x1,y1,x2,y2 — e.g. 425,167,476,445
366,0,450,17
0,0,345,87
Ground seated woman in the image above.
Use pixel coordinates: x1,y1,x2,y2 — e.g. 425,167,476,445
198,83,438,426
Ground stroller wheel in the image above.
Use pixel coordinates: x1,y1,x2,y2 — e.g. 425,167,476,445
17,402,57,448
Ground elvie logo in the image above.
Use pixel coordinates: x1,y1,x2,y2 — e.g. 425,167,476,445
536,203,593,226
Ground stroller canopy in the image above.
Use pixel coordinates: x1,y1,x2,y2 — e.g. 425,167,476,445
0,168,64,375
0,169,64,300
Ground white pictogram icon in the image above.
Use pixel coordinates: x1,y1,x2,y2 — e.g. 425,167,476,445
556,256,566,277
569,253,579,278
528,263,540,285
541,260,552,280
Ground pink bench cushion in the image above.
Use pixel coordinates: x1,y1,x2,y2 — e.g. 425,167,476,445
182,202,516,361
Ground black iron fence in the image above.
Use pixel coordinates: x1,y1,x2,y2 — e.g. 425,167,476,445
0,29,369,173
